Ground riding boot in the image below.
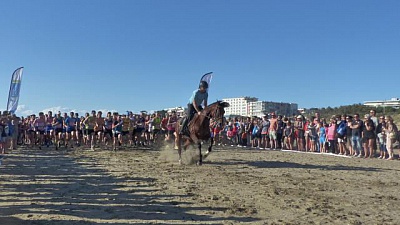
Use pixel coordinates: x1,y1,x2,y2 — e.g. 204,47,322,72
179,118,188,135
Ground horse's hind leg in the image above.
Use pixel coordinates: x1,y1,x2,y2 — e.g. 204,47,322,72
175,135,183,164
197,142,202,166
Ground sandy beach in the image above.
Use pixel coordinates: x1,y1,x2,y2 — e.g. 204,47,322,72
1,144,400,225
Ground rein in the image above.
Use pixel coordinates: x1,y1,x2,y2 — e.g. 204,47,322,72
197,106,223,124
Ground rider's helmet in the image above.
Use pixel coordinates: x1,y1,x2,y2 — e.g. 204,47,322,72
199,81,209,89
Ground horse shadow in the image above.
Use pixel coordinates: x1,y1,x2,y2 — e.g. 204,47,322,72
208,159,388,172
0,149,258,225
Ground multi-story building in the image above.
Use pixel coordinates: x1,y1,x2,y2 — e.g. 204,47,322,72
222,97,258,117
248,101,298,117
364,98,400,109
222,96,298,117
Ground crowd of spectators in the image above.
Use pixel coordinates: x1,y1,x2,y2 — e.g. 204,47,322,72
212,109,400,160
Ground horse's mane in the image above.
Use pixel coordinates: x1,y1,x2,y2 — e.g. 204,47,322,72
205,101,229,110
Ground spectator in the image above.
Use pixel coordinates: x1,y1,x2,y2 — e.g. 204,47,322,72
277,115,285,149
294,115,305,151
350,114,363,157
383,116,398,160
362,114,376,158
260,115,270,149
327,118,337,154
269,113,278,150
345,116,354,156
284,121,294,150
337,115,347,155
376,116,387,159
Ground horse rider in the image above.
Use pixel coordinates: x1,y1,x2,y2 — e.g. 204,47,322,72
179,81,209,135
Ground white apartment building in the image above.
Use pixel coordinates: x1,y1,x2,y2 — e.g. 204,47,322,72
222,97,258,116
222,97,298,117
248,101,298,117
364,98,400,108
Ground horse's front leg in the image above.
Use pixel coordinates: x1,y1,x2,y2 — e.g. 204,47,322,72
174,134,182,165
204,137,213,160
197,142,202,166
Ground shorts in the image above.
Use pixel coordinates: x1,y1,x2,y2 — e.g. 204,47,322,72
55,128,63,135
261,134,269,139
122,131,129,136
309,135,317,142
66,127,76,133
45,127,53,133
297,130,304,138
85,129,95,136
168,130,175,135
95,129,104,135
12,131,18,139
269,131,277,140
113,131,121,138
136,128,145,134
104,129,113,137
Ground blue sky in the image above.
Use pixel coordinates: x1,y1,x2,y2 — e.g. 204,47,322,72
1,0,399,116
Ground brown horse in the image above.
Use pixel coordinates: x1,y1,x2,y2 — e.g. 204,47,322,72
174,101,230,165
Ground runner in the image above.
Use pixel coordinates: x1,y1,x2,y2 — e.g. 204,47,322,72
152,112,162,146
74,113,82,147
52,112,64,150
121,114,131,147
166,111,177,142
64,112,78,149
34,112,46,150
83,111,97,150
145,114,152,146
104,112,113,147
112,112,122,151
95,111,105,149
27,115,36,148
135,112,146,146
45,111,54,148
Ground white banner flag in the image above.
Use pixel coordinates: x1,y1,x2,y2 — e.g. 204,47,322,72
7,67,24,114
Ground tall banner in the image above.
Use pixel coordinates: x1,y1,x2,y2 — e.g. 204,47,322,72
7,67,24,114
200,72,213,92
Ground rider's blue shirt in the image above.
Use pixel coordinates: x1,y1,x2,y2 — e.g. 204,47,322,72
189,90,208,107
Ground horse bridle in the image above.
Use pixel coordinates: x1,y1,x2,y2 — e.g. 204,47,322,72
198,105,224,125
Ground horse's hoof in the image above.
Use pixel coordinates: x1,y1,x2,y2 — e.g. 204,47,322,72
179,159,182,165
197,161,203,166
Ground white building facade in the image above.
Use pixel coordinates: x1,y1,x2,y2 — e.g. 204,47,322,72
248,101,298,117
222,97,258,117
364,98,400,108
222,97,298,117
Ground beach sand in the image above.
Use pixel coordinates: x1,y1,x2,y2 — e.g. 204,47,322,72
1,144,400,225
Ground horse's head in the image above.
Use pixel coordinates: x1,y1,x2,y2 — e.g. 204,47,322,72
206,101,230,124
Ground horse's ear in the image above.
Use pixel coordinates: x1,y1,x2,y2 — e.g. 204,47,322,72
219,102,230,108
